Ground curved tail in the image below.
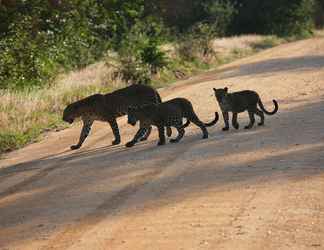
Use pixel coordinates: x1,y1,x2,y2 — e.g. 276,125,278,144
258,99,278,115
180,112,218,130
204,112,219,127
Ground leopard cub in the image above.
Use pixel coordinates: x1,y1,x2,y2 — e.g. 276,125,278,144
213,87,278,131
126,97,218,147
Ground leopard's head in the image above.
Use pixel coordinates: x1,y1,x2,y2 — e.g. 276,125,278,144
127,104,156,126
213,87,228,103
63,102,81,124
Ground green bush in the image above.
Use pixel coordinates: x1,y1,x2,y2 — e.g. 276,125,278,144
0,0,145,90
175,1,235,62
264,0,315,37
176,33,199,62
231,0,315,37
175,23,219,63
0,0,318,90
112,17,169,84
0,16,54,89
176,24,216,62
203,0,236,36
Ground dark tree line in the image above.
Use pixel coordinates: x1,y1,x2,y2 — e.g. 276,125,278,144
0,0,320,89
150,0,318,35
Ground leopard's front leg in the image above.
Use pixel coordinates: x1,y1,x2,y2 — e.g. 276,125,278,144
109,118,121,145
125,123,151,147
157,125,166,146
71,118,93,150
222,111,230,131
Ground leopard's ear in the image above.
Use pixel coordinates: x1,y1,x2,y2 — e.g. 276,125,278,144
224,87,228,93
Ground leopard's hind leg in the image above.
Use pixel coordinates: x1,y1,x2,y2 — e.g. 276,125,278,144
255,108,265,126
140,125,170,141
109,118,121,145
157,125,166,146
169,119,186,143
139,126,152,141
245,107,256,129
169,126,185,143
166,127,172,137
168,119,189,136
232,112,239,129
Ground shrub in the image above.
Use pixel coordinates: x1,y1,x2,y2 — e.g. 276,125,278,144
231,0,315,37
0,0,146,90
203,0,236,36
265,0,315,37
0,16,55,89
175,1,236,62
176,23,216,62
111,17,169,84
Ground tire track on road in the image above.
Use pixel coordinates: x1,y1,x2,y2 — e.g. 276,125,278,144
0,160,69,200
42,140,193,250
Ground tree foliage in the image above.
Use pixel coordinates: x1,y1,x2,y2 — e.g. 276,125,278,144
231,0,315,36
0,0,318,89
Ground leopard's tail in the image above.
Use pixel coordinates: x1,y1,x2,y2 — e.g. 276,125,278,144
204,112,219,127
258,99,278,115
182,112,218,130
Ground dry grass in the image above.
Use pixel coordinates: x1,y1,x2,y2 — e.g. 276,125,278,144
0,71,114,152
212,34,265,54
314,29,324,37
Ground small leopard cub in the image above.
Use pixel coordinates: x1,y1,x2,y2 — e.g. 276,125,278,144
213,87,278,131
126,97,219,147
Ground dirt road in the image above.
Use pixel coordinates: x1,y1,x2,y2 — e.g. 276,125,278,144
1,37,324,250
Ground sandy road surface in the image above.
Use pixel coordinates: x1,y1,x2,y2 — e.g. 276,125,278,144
1,38,324,250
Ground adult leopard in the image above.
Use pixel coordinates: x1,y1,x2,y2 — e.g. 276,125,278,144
63,84,171,150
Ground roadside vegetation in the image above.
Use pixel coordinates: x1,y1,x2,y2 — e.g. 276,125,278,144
0,0,322,154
